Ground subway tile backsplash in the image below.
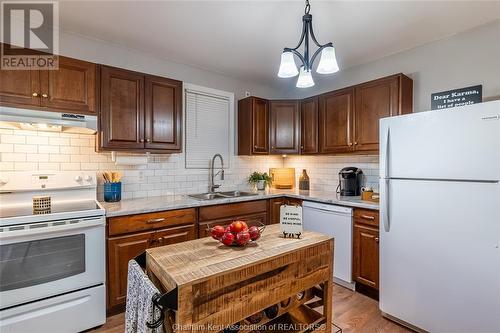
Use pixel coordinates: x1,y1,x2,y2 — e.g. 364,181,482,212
1,128,380,200
284,155,380,192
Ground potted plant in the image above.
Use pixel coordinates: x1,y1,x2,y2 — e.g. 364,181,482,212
248,171,272,190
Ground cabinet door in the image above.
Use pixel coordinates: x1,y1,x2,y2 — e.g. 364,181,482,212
100,66,144,150
154,224,196,247
198,212,268,238
353,223,379,289
0,68,40,107
252,97,269,154
40,56,96,114
269,100,300,154
107,230,155,309
300,97,319,154
354,76,399,152
269,197,287,224
144,75,182,151
319,88,354,154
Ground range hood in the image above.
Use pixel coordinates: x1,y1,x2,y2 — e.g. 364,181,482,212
0,107,97,134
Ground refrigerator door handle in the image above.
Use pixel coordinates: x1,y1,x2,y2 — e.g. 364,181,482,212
385,127,391,179
383,178,390,232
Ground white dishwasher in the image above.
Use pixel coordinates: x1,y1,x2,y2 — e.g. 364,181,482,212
303,201,354,289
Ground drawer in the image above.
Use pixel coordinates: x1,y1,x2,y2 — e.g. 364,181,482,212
108,208,197,236
199,200,268,221
353,208,379,227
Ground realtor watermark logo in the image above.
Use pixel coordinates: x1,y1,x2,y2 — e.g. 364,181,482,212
1,1,59,70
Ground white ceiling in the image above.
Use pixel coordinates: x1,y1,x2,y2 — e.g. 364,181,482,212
59,1,500,88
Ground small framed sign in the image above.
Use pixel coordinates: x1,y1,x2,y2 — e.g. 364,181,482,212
280,204,303,238
431,85,482,110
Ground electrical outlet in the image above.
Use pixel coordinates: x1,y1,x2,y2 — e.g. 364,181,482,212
139,171,145,182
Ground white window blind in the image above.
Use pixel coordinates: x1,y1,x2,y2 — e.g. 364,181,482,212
185,89,231,169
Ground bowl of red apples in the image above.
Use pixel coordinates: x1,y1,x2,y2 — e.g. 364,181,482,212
209,220,264,247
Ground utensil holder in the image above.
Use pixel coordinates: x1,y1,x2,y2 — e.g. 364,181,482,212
104,182,122,202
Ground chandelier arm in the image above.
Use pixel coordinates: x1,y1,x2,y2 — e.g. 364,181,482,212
288,20,308,51
286,48,307,68
310,43,333,67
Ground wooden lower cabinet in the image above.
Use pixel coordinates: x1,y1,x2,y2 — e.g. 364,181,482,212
352,209,380,290
107,221,196,312
269,197,303,224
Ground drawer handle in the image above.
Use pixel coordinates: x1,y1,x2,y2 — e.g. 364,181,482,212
360,214,375,221
146,218,165,224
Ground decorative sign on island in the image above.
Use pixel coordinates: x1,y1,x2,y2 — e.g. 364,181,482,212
280,204,303,238
431,85,482,110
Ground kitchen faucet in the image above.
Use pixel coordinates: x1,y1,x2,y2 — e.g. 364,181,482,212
209,153,224,193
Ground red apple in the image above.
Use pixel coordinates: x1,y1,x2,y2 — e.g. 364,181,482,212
230,220,247,233
236,231,251,246
211,225,225,240
248,226,261,241
221,232,235,246
224,226,231,233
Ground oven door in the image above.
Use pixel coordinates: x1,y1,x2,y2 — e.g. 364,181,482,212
0,216,105,309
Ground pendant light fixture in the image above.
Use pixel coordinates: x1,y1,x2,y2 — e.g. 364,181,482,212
277,0,339,88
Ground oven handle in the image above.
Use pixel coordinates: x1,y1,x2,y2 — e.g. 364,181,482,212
0,218,104,241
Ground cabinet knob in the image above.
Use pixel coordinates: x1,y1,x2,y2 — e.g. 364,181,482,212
354,142,358,145
146,139,151,143
41,93,48,98
300,145,304,149
348,142,353,146
254,145,258,149
375,237,379,243
139,139,144,143
32,92,39,97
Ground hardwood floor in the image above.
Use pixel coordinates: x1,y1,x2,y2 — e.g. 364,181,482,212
92,285,412,333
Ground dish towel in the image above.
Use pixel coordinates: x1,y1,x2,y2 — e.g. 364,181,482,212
125,260,164,333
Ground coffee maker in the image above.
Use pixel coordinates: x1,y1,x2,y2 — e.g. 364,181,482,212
338,167,363,196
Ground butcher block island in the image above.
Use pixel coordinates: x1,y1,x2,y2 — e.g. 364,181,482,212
145,224,334,332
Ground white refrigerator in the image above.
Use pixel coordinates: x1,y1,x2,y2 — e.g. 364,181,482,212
379,100,500,333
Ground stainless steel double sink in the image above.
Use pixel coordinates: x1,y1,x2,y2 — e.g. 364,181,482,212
188,190,258,201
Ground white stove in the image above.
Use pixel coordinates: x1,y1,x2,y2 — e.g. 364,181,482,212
0,171,106,333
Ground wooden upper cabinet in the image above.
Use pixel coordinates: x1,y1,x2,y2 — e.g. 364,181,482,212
354,74,412,152
319,88,354,154
269,100,300,154
100,66,144,150
0,53,97,114
300,97,319,154
238,96,269,155
252,97,269,154
0,68,40,107
40,56,96,114
145,75,182,151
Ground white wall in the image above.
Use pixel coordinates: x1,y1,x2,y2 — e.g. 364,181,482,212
281,20,500,112
58,31,281,101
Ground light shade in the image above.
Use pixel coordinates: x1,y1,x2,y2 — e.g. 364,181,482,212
296,67,314,88
316,46,339,74
277,51,299,78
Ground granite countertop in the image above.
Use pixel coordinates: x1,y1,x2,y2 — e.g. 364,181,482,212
101,189,379,217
